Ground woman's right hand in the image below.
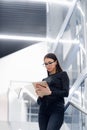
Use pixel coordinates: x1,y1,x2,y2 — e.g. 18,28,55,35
35,83,52,97
35,84,44,97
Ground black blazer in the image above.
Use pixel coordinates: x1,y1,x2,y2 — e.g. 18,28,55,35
37,71,69,106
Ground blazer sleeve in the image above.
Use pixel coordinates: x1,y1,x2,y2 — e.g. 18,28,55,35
51,72,69,97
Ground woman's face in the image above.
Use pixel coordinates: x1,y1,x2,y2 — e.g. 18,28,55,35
44,58,57,74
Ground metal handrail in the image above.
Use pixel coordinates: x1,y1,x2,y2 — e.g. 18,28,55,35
69,100,87,114
65,67,87,113
52,0,78,52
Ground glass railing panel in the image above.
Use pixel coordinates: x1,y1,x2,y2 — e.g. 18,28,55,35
8,80,39,122
8,80,39,130
46,0,71,39
68,76,87,114
59,0,85,47
64,104,87,130
55,0,87,86
64,67,87,130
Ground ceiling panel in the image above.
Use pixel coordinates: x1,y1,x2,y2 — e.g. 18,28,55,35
0,1,46,58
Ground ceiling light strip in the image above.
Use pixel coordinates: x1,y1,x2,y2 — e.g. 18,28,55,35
0,34,55,43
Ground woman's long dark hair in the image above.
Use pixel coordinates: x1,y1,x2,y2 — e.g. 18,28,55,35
44,53,63,75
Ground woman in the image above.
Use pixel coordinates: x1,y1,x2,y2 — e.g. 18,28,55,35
35,53,69,130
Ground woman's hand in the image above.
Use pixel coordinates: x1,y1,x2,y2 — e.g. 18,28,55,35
35,83,52,97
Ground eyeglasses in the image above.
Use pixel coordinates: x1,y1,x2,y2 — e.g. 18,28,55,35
43,61,55,66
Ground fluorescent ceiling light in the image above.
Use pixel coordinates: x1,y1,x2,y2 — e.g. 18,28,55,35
59,39,79,44
0,34,55,43
0,35,81,45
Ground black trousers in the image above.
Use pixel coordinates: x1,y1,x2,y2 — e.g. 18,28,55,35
38,102,64,130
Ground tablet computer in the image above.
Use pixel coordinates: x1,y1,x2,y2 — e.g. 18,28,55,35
32,81,47,89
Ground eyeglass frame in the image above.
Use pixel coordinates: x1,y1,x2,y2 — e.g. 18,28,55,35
43,60,56,66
